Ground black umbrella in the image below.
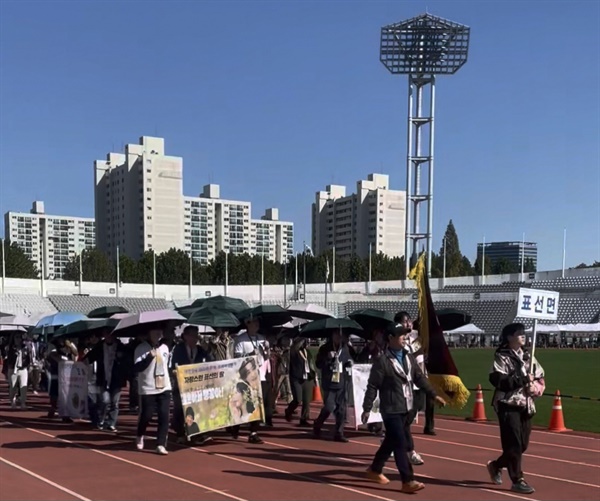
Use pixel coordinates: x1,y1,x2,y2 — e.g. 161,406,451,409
237,304,293,328
348,308,396,335
187,306,241,329
300,317,364,339
52,318,119,340
88,306,129,319
414,308,472,332
177,296,250,318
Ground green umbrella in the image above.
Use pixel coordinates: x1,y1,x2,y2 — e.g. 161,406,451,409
300,317,363,339
88,306,129,319
348,308,396,335
187,306,241,329
52,318,119,339
237,304,292,327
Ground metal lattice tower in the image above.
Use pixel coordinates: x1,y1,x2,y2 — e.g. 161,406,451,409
380,13,470,276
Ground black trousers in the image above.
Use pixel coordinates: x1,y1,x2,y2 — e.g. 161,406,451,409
129,375,139,409
314,387,347,436
137,391,171,448
424,393,435,432
494,405,532,483
286,377,313,422
371,414,414,483
405,390,425,450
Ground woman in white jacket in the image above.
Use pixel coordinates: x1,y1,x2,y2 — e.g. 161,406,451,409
134,327,172,455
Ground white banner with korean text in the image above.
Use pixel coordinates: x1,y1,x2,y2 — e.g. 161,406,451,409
351,364,382,429
517,288,560,321
57,361,89,419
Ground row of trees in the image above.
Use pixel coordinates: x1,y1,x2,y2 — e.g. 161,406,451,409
1,220,550,284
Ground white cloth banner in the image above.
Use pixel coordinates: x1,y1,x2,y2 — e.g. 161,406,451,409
58,361,89,419
351,364,382,429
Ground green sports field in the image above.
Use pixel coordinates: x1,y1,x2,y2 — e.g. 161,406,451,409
441,349,600,433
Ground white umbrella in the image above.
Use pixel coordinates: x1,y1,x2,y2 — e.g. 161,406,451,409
113,309,186,334
286,303,335,320
0,313,46,327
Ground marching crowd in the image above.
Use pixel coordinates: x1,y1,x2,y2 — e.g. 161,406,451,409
1,311,543,495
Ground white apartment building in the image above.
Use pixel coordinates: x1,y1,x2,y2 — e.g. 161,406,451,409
184,185,293,265
250,208,294,263
4,201,95,279
94,136,184,261
312,173,406,260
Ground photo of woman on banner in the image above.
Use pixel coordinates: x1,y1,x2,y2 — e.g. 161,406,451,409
229,380,261,424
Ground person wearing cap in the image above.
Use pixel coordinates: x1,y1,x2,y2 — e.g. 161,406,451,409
232,314,272,444
362,325,446,494
486,323,544,495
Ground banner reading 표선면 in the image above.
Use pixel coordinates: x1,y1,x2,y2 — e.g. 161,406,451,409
175,356,265,437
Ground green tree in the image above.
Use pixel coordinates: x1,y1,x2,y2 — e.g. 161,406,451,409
119,254,138,283
492,257,518,275
461,256,473,276
473,255,493,275
63,248,115,282
575,261,600,269
3,241,38,279
156,248,192,285
136,251,156,284
440,220,464,277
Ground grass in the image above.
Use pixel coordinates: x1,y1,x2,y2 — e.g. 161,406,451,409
308,347,600,433
440,349,600,433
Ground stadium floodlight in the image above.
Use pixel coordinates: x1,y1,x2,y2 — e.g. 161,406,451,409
380,13,470,276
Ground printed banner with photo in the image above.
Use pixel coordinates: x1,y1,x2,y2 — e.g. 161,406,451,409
58,361,89,419
351,364,382,429
176,356,265,437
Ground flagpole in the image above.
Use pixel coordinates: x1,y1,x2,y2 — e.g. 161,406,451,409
40,240,45,297
481,235,485,285
78,252,83,295
368,242,372,293
442,237,446,287
294,252,298,301
521,232,525,281
332,245,336,292
283,258,287,307
324,258,329,309
115,245,120,298
561,228,566,278
302,241,307,303
152,250,156,299
225,250,229,296
1,238,6,294
188,252,193,299
260,253,264,303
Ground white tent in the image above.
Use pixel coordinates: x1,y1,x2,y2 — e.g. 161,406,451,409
526,323,600,333
444,323,485,334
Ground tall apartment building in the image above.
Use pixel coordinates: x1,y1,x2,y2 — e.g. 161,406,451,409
477,241,538,270
312,173,406,259
94,136,184,261
4,201,95,279
184,185,293,264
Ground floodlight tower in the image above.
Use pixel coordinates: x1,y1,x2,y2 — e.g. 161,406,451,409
380,13,470,277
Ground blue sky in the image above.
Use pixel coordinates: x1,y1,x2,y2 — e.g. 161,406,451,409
1,0,598,271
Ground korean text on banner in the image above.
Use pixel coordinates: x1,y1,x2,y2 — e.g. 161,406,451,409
57,361,89,419
517,288,560,321
175,356,265,437
351,364,382,429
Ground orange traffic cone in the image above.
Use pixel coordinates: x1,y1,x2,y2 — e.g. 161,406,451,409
548,390,571,432
467,384,488,422
312,377,323,403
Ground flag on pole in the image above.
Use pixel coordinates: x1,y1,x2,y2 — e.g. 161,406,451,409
409,252,470,409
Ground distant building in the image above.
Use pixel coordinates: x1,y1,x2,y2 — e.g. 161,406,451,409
4,201,95,279
477,241,538,270
312,173,406,259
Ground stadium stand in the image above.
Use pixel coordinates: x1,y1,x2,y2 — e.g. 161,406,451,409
47,295,169,314
0,294,57,315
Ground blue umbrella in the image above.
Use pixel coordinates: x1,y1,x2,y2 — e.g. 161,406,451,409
35,311,88,330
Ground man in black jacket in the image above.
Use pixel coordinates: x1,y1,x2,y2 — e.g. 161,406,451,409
313,330,353,442
84,329,130,432
362,325,445,494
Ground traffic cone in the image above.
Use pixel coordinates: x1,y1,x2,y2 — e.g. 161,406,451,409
312,377,323,403
548,390,571,432
467,384,488,422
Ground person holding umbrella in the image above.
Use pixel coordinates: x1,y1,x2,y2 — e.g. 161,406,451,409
284,336,315,427
134,326,173,455
362,325,446,493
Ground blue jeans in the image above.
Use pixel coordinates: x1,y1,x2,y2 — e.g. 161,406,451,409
99,389,122,428
371,413,414,482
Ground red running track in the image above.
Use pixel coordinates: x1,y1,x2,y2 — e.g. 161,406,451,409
0,390,598,501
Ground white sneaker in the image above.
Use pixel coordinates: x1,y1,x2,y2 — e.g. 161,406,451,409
156,445,168,455
409,451,424,465
135,436,144,450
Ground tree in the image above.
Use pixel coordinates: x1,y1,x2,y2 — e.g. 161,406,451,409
575,261,600,269
440,220,464,277
63,248,114,282
492,257,518,275
523,258,536,273
473,255,493,275
119,254,138,283
156,248,192,285
3,241,38,279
